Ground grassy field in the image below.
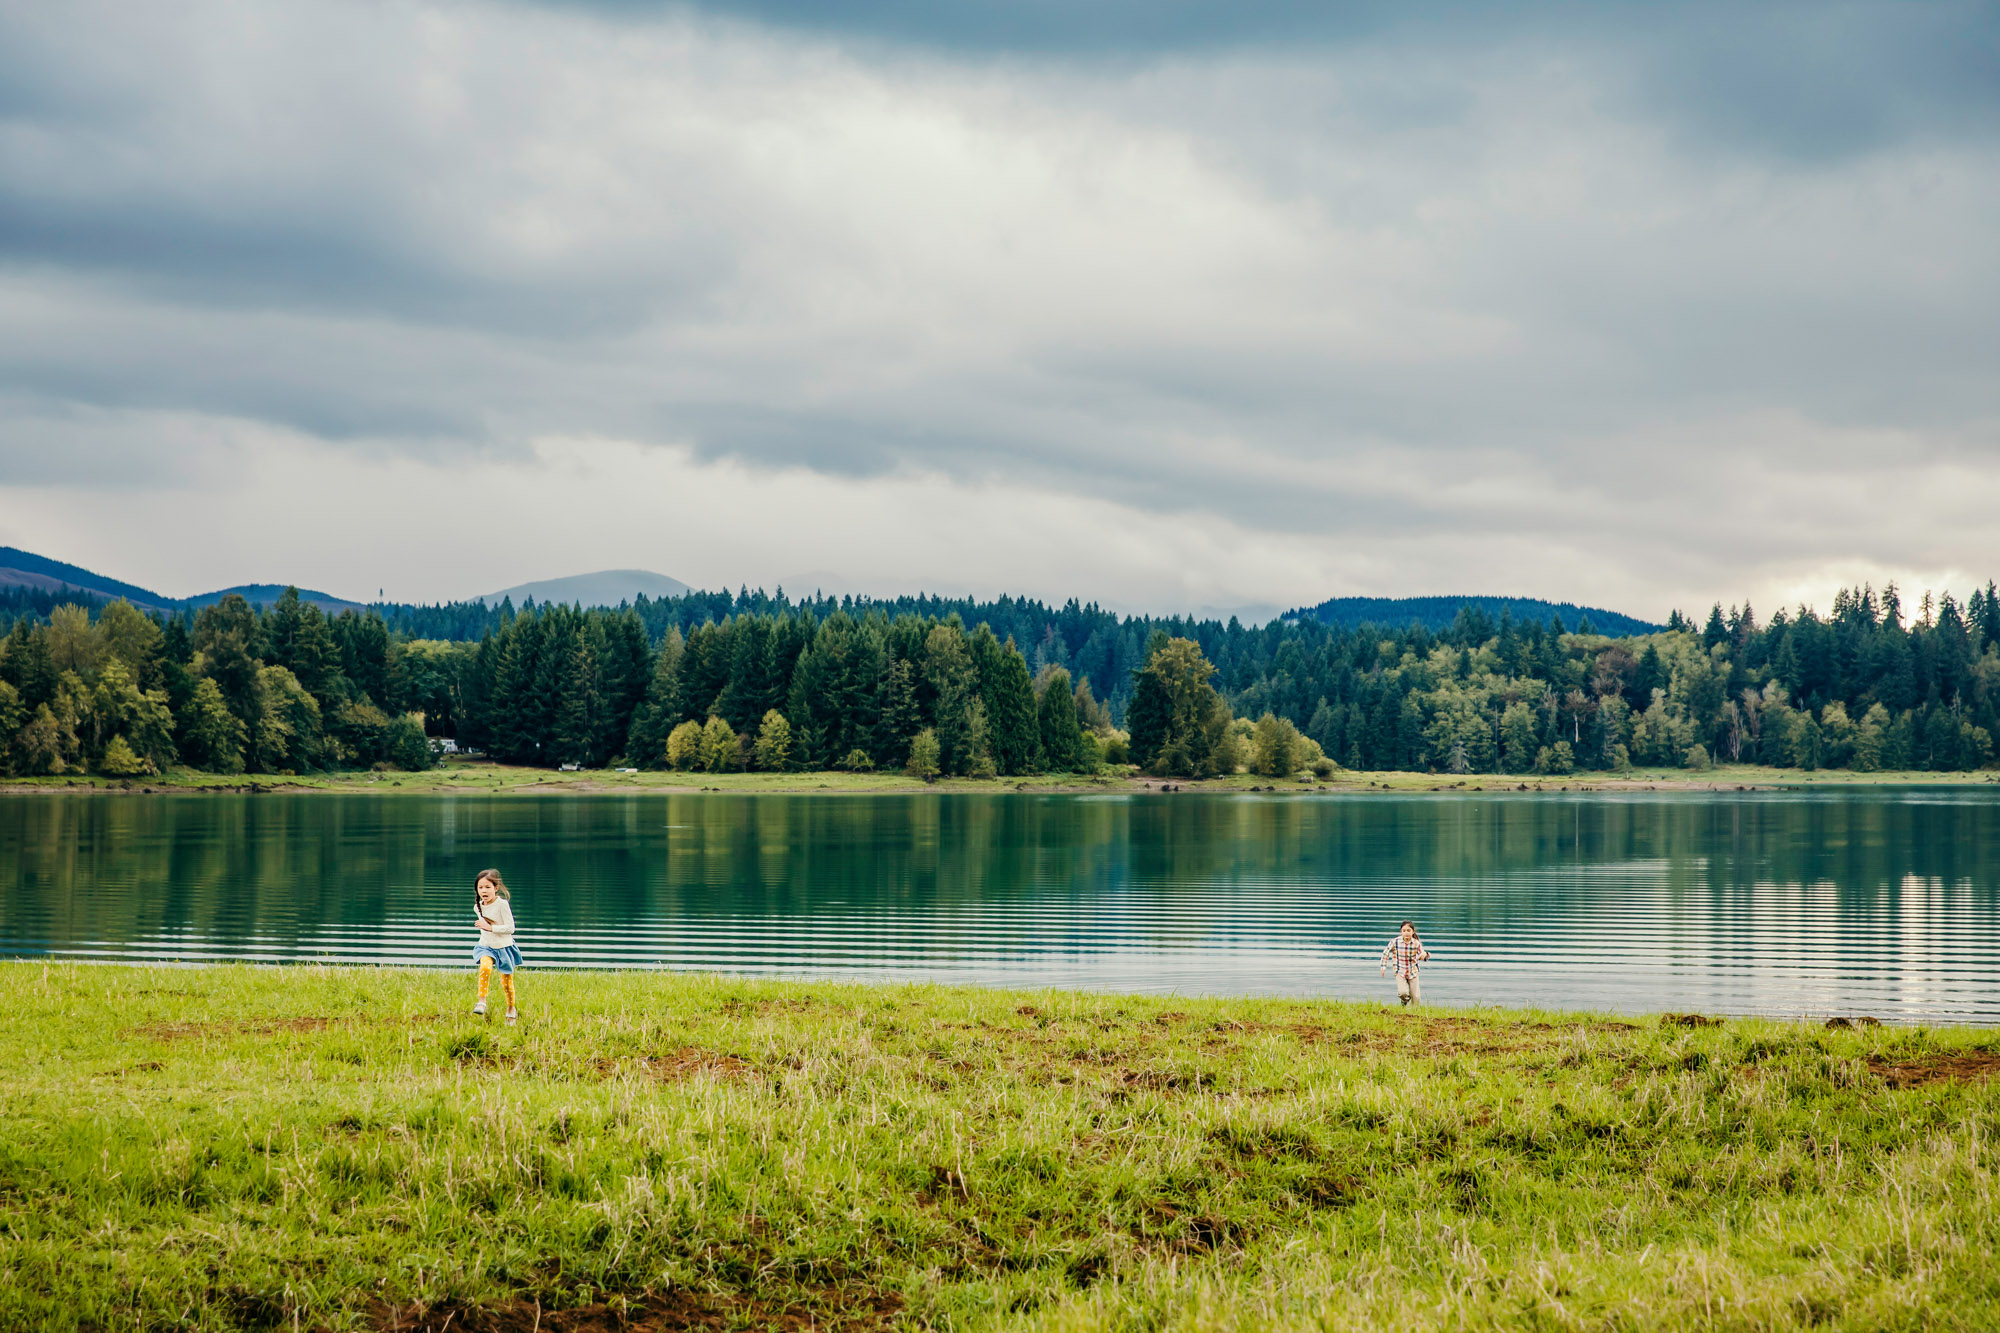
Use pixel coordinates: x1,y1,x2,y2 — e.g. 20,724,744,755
4,966,1998,1331
7,759,1997,798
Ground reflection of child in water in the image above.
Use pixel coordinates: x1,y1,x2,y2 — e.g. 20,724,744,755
472,868,521,1024
1379,920,1431,1006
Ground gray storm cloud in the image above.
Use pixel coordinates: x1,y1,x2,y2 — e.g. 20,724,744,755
0,0,1996,615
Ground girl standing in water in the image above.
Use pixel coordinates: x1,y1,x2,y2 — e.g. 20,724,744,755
472,868,521,1023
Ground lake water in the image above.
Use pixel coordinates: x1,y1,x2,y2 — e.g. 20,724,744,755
2,789,1997,1023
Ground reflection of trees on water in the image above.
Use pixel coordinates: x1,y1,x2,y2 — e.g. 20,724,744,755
1,793,1996,957
1,796,441,949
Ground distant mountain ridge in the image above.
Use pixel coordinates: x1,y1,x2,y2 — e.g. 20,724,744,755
0,546,175,609
184,584,364,614
0,545,1659,637
1294,594,1658,637
0,547,358,614
477,569,693,608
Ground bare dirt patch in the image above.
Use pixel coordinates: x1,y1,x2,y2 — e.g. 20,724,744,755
1291,1019,1563,1060
611,1047,761,1083
1117,1067,1217,1092
127,1016,338,1041
1868,1051,2000,1089
718,997,818,1018
370,1285,902,1332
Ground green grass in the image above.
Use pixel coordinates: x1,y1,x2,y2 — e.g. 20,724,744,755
9,759,1996,799
4,966,1998,1330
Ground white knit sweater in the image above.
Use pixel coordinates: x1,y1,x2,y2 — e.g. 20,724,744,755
476,897,516,948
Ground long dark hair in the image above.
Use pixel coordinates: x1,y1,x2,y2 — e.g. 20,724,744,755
477,868,511,900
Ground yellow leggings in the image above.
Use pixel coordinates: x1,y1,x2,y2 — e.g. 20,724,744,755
477,957,517,1008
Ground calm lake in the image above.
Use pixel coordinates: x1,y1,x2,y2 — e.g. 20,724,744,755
3,789,1997,1023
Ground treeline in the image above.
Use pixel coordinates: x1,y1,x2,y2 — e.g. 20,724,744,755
1269,586,2000,775
3,580,1998,779
454,604,1124,777
0,591,436,777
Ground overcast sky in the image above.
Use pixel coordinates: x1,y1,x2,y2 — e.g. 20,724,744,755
2,0,1996,620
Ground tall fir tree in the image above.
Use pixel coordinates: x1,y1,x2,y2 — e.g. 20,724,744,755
1037,666,1084,771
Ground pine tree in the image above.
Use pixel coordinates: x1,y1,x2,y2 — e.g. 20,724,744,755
0,680,20,773
192,595,262,725
3,621,58,718
1702,604,1727,649
601,611,655,751
716,617,774,732
552,634,600,767
1037,667,1084,771
783,635,826,770
1073,676,1112,733
875,657,921,769
1627,643,1665,712
331,610,392,708
964,699,996,778
1499,701,1537,773
923,623,977,775
485,628,530,762
1125,669,1172,769
624,625,684,767
984,638,1041,774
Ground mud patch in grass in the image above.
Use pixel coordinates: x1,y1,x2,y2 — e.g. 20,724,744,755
629,1047,760,1083
371,1284,902,1332
1868,1051,2000,1089
1117,1066,1216,1092
127,1016,340,1041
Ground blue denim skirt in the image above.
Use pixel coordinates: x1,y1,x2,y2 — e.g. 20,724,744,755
473,943,523,974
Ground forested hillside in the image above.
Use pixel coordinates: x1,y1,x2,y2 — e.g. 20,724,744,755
1298,594,1656,637
2,582,1996,779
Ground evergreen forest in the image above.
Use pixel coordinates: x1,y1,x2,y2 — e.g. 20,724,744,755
2,581,1996,780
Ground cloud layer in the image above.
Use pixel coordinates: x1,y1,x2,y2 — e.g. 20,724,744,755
2,0,1996,617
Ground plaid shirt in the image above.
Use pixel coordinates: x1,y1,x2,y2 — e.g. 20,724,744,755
1381,936,1430,978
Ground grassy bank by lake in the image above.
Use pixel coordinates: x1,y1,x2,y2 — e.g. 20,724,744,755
5,759,1996,798
5,965,1997,1331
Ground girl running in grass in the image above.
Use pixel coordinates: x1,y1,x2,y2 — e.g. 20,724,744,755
472,868,521,1023
1379,920,1431,1007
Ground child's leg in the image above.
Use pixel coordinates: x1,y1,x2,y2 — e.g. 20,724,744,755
500,971,517,1010
478,956,494,1000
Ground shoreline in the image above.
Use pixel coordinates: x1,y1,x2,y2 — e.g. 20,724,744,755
5,758,1996,798
8,957,1986,1029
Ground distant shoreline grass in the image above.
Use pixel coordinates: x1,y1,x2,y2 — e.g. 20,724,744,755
4,964,1998,1330
4,759,1996,798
